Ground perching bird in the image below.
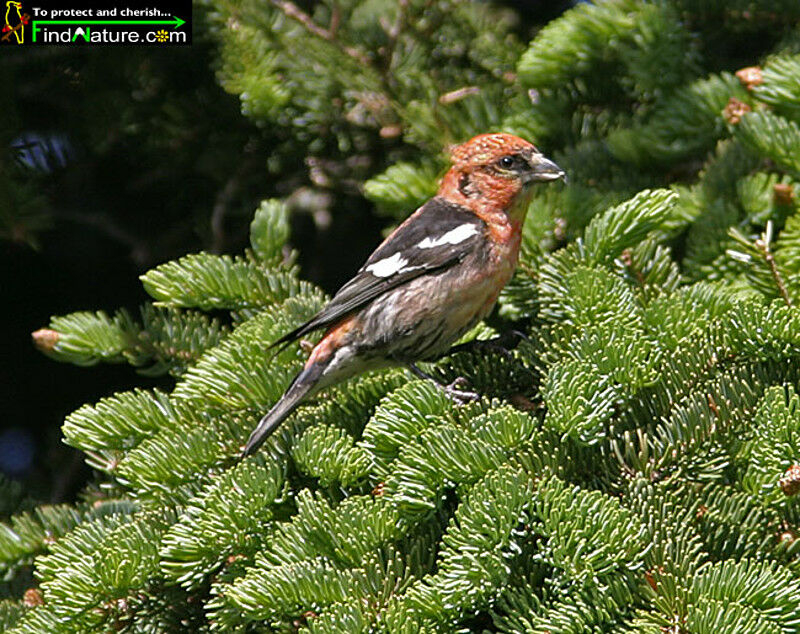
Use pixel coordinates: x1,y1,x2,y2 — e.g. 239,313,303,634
243,133,564,456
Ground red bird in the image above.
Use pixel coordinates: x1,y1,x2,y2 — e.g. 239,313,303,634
243,133,564,456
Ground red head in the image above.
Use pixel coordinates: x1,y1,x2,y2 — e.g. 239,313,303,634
439,133,564,225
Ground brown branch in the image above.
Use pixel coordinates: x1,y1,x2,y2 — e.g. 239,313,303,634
380,0,408,83
269,0,370,66
271,0,329,39
210,171,240,255
439,86,480,105
387,0,408,41
755,236,792,306
329,0,340,38
210,139,262,254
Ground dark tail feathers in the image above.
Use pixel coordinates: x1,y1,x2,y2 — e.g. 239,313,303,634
241,363,323,457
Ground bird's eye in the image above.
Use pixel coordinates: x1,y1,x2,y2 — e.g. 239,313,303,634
499,156,515,169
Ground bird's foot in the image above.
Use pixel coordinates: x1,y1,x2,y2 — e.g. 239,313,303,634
443,376,479,403
446,330,528,360
406,363,479,404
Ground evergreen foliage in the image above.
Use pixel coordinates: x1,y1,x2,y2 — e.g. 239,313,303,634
7,1,800,631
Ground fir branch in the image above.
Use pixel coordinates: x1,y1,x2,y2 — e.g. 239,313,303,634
736,111,800,177
140,253,315,312
34,510,176,628
752,54,800,122
363,161,440,219
360,380,456,478
740,385,800,505
62,388,173,472
292,424,372,487
607,73,747,165
249,198,293,264
582,189,677,265
0,601,25,631
33,307,229,376
258,490,402,570
159,457,285,589
728,223,793,305
398,465,537,621
170,296,325,412
220,555,369,624
0,506,82,577
32,311,131,367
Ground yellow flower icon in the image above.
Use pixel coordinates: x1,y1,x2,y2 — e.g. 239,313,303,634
154,29,169,43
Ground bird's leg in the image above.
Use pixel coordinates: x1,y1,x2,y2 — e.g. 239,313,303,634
406,363,479,403
445,329,527,360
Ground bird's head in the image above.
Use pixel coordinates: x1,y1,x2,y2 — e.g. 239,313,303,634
7,1,22,8
440,133,564,223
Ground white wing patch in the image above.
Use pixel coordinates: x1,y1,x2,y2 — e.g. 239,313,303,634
365,252,408,278
417,223,478,249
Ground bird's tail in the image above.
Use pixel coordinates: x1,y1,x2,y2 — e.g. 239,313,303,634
241,362,324,457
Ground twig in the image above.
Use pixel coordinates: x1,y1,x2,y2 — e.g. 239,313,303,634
271,0,328,39
329,0,340,38
439,86,480,105
55,209,151,265
210,171,239,255
210,139,261,254
380,0,408,83
756,235,792,306
387,0,408,41
269,0,370,66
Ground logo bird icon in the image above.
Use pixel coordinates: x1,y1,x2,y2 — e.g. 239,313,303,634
3,1,26,44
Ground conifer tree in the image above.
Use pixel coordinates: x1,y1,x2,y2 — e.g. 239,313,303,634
4,1,800,632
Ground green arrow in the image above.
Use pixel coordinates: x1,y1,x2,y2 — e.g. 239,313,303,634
32,14,185,30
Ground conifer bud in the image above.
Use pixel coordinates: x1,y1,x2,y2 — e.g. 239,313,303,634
735,66,763,90
293,611,318,629
379,125,402,138
778,529,796,545
23,587,44,607
779,464,800,496
31,328,59,352
438,86,480,105
773,183,795,207
723,97,751,125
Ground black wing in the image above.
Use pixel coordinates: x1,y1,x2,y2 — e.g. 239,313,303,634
272,196,486,348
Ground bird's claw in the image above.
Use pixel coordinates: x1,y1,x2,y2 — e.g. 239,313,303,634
404,362,480,403
443,377,479,403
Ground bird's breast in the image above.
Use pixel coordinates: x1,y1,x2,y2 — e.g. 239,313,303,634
354,235,521,362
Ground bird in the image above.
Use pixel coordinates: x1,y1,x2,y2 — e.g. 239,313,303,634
243,133,564,456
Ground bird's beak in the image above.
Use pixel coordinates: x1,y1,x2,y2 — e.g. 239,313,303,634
525,154,566,183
